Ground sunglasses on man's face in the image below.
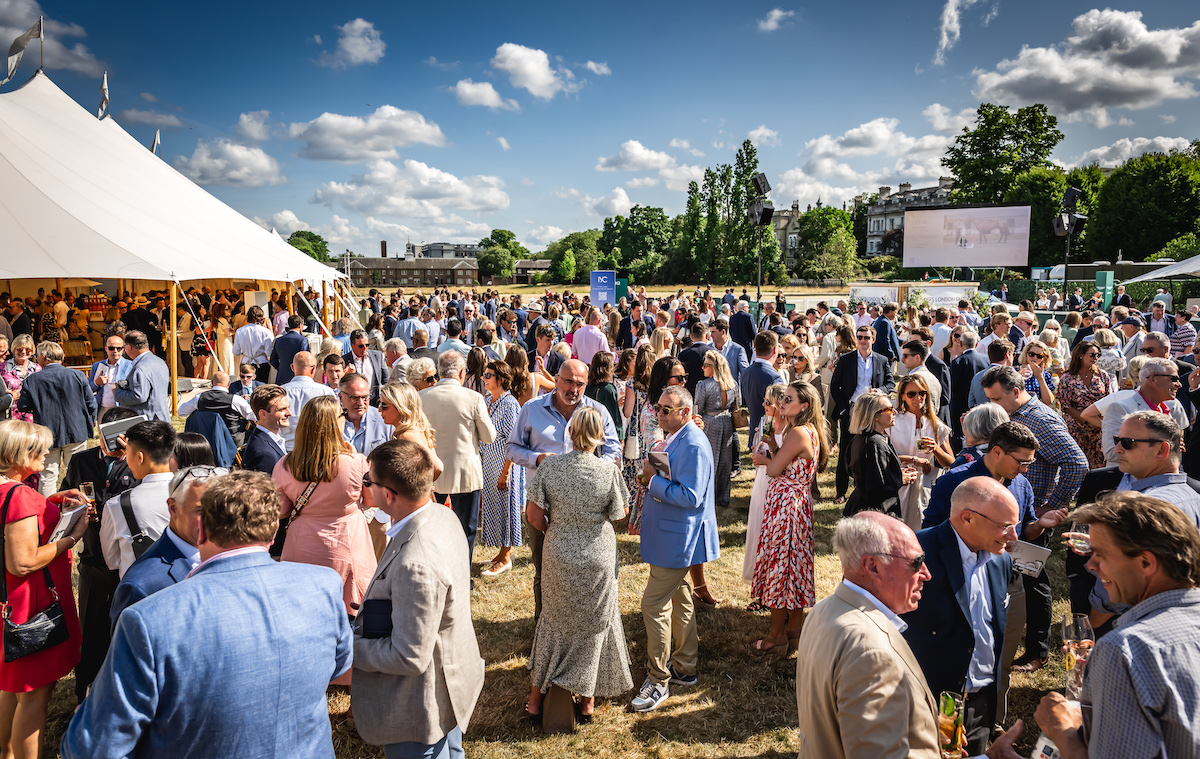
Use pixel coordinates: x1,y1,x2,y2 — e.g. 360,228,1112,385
1113,436,1167,450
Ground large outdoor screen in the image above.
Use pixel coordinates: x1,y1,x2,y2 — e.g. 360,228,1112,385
903,204,1031,268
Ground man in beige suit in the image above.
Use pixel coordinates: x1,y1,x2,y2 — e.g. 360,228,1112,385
796,511,1024,759
419,351,496,564
352,440,485,758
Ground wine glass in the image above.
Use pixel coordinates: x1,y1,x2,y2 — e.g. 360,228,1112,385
1062,613,1095,701
1064,523,1091,554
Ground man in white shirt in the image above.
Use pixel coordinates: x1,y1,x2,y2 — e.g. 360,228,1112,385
280,352,335,452
99,420,177,577
930,308,954,357
230,306,275,383
853,302,873,329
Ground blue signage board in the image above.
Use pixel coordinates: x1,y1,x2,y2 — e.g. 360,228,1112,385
590,270,616,309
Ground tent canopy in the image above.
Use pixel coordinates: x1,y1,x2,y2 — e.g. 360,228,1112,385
0,71,342,285
1119,254,1200,285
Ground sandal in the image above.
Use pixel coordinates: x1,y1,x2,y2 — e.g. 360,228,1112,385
746,600,767,613
574,698,594,725
752,637,788,654
693,582,723,607
525,703,542,727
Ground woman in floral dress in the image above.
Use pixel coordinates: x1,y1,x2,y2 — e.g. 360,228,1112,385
479,361,524,578
750,380,829,653
620,346,660,534
0,335,39,422
1056,341,1112,469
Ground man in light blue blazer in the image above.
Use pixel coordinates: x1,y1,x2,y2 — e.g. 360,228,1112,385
631,385,719,713
88,333,133,410
62,471,353,759
112,330,171,422
338,373,394,455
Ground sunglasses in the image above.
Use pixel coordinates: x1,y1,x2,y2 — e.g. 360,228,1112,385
483,372,495,379
904,390,927,399
1028,352,1045,359
1085,351,1100,358
874,552,926,572
1113,436,1167,450
667,373,686,383
856,335,872,341
653,404,687,415
106,345,124,351
362,472,397,495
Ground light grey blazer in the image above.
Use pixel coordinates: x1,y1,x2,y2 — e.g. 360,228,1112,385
351,503,485,747
112,351,171,422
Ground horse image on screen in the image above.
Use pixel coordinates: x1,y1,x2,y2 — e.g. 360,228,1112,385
903,205,1031,268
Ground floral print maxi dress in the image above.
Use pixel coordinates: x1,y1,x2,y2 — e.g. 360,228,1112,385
621,387,661,535
751,426,817,610
1057,369,1112,469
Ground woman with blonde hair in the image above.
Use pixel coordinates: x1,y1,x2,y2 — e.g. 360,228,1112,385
378,382,440,466
650,327,674,360
272,396,376,686
844,389,916,518
695,351,738,508
750,381,828,652
744,383,787,597
888,374,955,531
1091,328,1126,381
1,336,38,423
1017,339,1056,405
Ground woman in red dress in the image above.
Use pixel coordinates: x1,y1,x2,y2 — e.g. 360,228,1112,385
0,419,88,758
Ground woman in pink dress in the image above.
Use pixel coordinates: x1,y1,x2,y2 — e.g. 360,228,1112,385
750,380,829,654
273,395,377,685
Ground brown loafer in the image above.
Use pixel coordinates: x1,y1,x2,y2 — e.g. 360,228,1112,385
1011,656,1048,672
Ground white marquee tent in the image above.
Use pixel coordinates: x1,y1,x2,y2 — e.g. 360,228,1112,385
1118,254,1200,285
0,70,340,285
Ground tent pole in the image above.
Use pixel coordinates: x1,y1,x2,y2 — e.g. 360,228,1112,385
169,282,179,417
55,278,62,294
322,282,330,328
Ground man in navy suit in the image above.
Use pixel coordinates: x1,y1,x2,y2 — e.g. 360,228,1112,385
269,314,309,385
677,322,712,396
16,339,97,496
617,300,654,350
949,331,990,450
109,465,227,630
228,364,261,398
729,300,757,356
871,302,902,363
62,471,353,759
237,385,290,475
739,331,784,436
631,385,719,713
900,477,1016,756
829,324,895,500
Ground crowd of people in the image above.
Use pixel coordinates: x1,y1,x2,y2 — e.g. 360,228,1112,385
0,281,1197,757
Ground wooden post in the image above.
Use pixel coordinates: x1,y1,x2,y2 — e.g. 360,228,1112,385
321,281,330,329
55,277,62,294
169,282,179,417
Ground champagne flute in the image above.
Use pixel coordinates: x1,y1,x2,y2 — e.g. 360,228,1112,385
79,482,97,522
1062,613,1095,701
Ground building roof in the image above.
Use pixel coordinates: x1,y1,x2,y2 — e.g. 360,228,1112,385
515,259,553,269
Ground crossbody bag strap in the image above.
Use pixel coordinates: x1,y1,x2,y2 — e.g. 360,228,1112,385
120,491,145,543
287,481,320,528
0,484,57,613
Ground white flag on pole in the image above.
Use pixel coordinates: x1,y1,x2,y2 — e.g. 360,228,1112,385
98,72,108,119
150,129,160,154
1,18,42,87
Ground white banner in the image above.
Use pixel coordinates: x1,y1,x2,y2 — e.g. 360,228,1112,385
849,285,898,307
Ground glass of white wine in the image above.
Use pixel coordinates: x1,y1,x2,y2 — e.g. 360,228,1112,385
1064,522,1090,554
1062,613,1095,701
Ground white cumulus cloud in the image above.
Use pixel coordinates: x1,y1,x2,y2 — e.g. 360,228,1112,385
254,209,310,236
311,159,509,219
453,79,519,111
236,110,271,142
669,138,705,157
596,140,676,172
490,42,579,100
934,0,994,65
175,139,285,187
287,106,445,162
585,61,611,75
527,225,565,244
318,18,385,69
497,136,510,151
923,103,976,133
116,109,184,129
658,164,704,192
140,92,157,103
626,177,660,188
1072,136,1195,167
579,187,634,217
758,8,795,32
748,125,780,147
973,10,1200,119
0,1,103,77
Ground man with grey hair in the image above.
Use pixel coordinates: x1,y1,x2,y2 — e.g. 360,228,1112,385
419,350,496,565
1141,329,1196,419
384,337,410,384
17,340,98,496
729,298,757,355
1101,357,1188,465
799,511,1024,758
112,329,171,423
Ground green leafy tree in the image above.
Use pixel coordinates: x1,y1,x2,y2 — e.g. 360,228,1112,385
478,229,530,261
288,230,331,262
850,194,876,256
1088,149,1200,261
943,103,1064,204
596,206,671,276
629,250,665,286
476,246,515,277
800,228,861,281
544,229,601,283
1004,167,1067,267
663,181,703,282
549,249,576,284
1147,232,1200,262
795,206,853,258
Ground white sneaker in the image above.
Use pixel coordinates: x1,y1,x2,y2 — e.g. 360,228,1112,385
630,679,669,712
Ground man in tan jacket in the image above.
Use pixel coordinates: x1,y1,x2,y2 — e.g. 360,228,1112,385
352,440,484,757
796,511,1024,759
419,351,496,565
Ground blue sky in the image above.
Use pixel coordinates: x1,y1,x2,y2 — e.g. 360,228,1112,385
2,0,1197,253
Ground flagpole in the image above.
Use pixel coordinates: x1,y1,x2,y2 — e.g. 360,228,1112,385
38,16,43,71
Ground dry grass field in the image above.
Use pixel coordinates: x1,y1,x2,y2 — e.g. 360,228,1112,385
38,428,1073,758
355,283,848,301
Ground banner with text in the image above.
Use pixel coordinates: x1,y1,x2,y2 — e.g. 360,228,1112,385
590,270,617,309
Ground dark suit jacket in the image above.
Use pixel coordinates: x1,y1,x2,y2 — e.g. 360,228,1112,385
729,311,756,355
237,425,285,475
872,315,901,362
900,521,1012,697
949,349,990,426
678,341,713,396
62,448,137,569
110,532,192,633
1114,293,1132,309
409,346,440,365
342,349,389,404
527,349,564,376
228,379,261,398
828,350,895,419
740,358,783,434
269,330,309,385
15,362,97,447
925,354,952,426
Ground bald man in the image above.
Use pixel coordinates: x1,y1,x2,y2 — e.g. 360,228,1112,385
279,351,334,452
901,477,1017,755
177,370,254,446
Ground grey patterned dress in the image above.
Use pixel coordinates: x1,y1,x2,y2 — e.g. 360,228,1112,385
695,377,738,507
526,450,634,698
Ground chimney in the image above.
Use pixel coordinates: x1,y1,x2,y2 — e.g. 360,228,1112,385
792,200,800,215
380,241,388,258
898,182,912,194
939,176,954,190
879,186,891,198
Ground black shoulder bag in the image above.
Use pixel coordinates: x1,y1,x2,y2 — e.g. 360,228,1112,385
120,491,154,561
0,485,70,662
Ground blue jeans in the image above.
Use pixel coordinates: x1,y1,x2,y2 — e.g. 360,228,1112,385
382,726,463,759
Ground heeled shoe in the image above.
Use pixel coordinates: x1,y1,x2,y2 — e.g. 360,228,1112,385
693,582,723,607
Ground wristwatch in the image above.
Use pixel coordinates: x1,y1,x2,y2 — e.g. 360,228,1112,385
117,380,130,389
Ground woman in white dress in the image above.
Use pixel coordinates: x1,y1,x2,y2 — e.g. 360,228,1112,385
887,374,955,532
742,382,787,607
210,302,234,377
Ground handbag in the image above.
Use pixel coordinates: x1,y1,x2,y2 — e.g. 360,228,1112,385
623,429,640,460
731,389,750,429
271,480,319,559
0,485,69,662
